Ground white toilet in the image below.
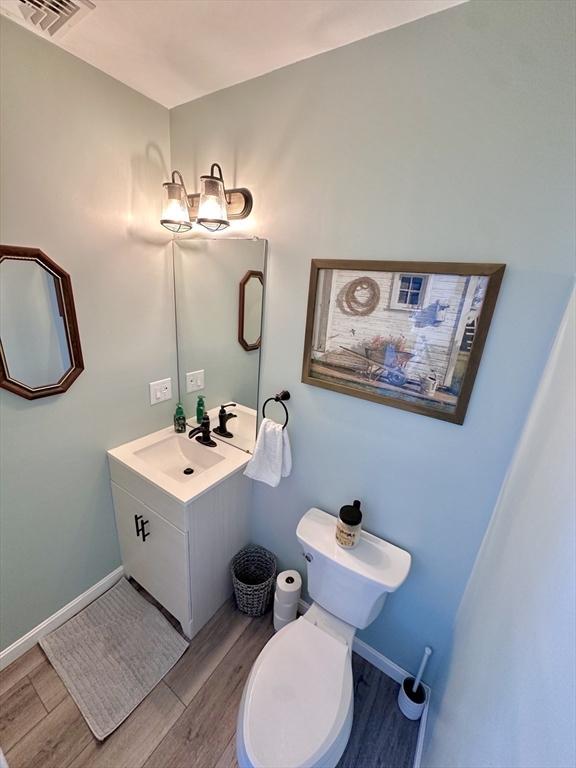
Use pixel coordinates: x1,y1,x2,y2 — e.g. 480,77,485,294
237,507,411,768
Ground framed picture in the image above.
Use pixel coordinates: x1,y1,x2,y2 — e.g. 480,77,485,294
301,260,505,424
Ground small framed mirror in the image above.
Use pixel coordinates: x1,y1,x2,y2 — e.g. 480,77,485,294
0,245,84,400
238,270,264,351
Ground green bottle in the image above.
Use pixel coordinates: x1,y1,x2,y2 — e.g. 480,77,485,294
196,395,205,424
174,402,186,433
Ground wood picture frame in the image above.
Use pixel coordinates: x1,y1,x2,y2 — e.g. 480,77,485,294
0,245,84,400
301,260,505,424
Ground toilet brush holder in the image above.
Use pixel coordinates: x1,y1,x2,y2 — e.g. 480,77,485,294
397,677,427,720
397,645,432,720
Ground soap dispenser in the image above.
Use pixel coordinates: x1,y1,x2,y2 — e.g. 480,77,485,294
174,402,186,433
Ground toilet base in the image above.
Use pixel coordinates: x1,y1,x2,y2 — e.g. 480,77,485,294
237,689,354,768
236,607,356,768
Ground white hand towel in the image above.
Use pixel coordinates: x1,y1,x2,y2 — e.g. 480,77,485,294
244,418,292,487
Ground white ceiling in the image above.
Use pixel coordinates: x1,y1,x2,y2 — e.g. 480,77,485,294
2,0,467,108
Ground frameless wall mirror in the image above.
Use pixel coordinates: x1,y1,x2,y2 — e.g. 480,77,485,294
173,238,266,452
239,270,263,351
0,245,84,400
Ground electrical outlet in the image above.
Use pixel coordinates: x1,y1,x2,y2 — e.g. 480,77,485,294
186,370,205,393
149,377,172,405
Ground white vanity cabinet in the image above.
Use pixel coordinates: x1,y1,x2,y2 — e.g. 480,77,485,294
110,485,191,631
108,426,252,639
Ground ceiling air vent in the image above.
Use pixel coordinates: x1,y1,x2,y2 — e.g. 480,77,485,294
0,0,95,39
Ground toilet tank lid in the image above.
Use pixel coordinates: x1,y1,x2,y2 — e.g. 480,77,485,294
297,508,411,591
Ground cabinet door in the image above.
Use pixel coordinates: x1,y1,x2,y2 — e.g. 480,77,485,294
111,483,191,633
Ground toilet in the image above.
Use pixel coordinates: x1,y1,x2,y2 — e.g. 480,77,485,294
237,507,411,768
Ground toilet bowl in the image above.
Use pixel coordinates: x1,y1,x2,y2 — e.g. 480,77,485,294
237,608,354,768
237,508,411,768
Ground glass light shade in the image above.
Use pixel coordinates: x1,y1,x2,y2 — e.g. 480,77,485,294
161,182,192,233
196,170,229,232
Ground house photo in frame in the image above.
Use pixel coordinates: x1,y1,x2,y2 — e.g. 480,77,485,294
301,260,505,424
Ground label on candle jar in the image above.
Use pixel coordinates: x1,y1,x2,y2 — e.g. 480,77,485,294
336,519,361,548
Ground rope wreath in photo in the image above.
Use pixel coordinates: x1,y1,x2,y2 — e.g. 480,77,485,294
337,276,381,316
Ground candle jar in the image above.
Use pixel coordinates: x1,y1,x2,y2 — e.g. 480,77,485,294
335,500,362,549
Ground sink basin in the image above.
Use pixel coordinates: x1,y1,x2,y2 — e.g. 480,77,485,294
134,434,224,482
108,425,251,505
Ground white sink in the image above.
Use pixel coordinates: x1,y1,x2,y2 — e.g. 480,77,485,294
108,425,251,506
134,434,224,481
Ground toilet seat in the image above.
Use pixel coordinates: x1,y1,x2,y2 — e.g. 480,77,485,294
237,616,354,768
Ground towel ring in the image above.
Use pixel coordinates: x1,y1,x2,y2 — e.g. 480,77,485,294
262,390,290,429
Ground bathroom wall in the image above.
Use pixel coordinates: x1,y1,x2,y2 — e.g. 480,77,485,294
423,289,576,768
170,0,575,679
0,19,174,650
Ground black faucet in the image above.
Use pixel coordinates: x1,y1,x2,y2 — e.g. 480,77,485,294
213,403,238,438
188,414,217,447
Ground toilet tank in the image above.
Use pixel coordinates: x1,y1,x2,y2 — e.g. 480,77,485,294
296,508,411,630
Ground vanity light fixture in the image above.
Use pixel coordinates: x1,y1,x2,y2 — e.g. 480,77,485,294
197,163,229,232
160,164,253,234
161,171,192,233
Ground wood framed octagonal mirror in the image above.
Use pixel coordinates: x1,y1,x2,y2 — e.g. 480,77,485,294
0,245,84,400
238,270,264,351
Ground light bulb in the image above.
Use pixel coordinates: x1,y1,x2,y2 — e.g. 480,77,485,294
160,181,191,233
196,164,229,232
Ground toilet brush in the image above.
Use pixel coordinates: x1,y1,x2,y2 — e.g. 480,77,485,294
412,646,432,694
397,646,432,720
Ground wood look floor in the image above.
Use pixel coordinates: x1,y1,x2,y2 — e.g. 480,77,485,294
0,600,419,768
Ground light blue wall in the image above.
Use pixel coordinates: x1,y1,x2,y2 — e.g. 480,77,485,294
170,0,575,681
0,20,175,650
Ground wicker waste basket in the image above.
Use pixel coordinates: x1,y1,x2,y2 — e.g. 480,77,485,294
231,544,277,616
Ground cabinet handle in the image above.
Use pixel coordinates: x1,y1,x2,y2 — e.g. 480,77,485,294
134,514,150,542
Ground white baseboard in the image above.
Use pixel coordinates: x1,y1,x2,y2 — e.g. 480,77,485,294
0,566,124,671
298,598,430,768
414,688,430,768
351,636,407,684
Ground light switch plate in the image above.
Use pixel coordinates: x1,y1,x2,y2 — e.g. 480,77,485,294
149,377,172,405
186,370,205,393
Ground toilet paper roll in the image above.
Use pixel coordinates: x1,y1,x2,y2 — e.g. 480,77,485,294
274,594,299,622
273,613,292,633
275,570,302,607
